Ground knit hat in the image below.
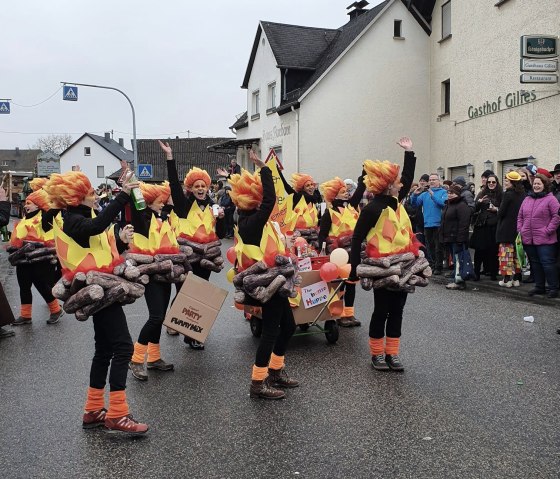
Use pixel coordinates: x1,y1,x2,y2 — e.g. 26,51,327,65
505,171,521,182
448,185,462,196
419,174,429,182
481,169,494,178
536,167,552,179
453,176,466,187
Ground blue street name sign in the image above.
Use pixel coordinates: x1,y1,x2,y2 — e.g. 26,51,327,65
0,101,10,114
63,86,78,101
138,164,153,179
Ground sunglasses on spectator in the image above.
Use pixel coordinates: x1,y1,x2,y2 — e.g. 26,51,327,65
487,180,497,184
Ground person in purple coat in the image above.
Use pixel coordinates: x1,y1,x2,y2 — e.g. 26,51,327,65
517,174,560,298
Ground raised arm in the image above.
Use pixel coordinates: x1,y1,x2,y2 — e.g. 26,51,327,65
349,169,366,208
160,140,190,218
277,166,295,195
396,137,416,203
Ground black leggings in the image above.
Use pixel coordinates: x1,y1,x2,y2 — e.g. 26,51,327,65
340,281,355,308
474,246,499,277
16,263,56,305
90,303,133,391
255,294,296,367
369,289,408,339
138,280,172,345
192,263,211,281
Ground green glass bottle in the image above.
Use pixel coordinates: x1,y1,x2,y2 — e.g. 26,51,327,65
125,171,146,210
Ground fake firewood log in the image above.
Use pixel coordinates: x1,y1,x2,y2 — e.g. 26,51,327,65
125,253,154,264
81,283,129,317
28,254,57,264
362,257,391,268
420,266,432,278
232,261,268,288
356,264,401,279
242,266,295,291
74,309,88,322
86,271,127,289
8,242,35,265
121,296,137,305
296,228,317,236
187,253,202,264
69,272,87,295
371,274,399,289
361,277,374,291
182,261,193,273
176,238,220,255
179,245,194,256
138,274,149,285
123,265,141,282
399,257,429,287
412,276,429,287
394,283,415,293
213,256,224,267
234,290,246,304
385,252,416,265
275,255,290,266
152,274,167,282
113,260,133,277
247,275,287,303
278,276,298,298
23,241,45,248
408,275,419,286
62,276,72,288
6,245,17,253
126,282,145,299
52,280,72,301
204,247,222,260
293,274,303,286
63,284,105,314
200,258,222,273
136,259,173,276
26,247,57,259
172,264,185,277
154,253,186,264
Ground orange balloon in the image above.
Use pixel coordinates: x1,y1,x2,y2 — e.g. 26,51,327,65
338,264,351,279
226,246,236,264
320,262,339,282
234,301,245,310
294,236,308,246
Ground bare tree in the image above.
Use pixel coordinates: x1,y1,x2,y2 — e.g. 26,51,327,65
34,134,73,154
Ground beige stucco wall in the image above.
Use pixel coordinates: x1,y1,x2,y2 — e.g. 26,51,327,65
298,0,431,183
430,0,560,182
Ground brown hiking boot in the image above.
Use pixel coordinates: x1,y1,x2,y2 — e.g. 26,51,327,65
104,415,149,435
129,361,148,381
268,368,299,388
249,379,286,399
337,317,354,328
82,408,107,429
346,315,361,327
146,359,174,371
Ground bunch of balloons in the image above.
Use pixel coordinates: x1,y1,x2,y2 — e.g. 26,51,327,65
319,248,351,282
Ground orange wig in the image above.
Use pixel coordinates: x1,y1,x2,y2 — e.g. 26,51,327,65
45,172,93,208
363,160,400,195
184,167,211,190
25,189,51,211
291,173,314,193
228,170,263,211
320,177,346,204
29,177,48,192
139,181,171,205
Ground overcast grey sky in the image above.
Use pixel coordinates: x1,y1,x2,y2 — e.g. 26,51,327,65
1,0,384,150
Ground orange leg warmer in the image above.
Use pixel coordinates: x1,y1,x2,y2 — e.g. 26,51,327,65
131,342,148,364
84,386,105,412
251,365,268,381
385,337,400,355
341,306,354,318
147,343,161,362
269,353,285,371
369,337,385,356
20,304,32,319
47,299,61,314
106,390,129,419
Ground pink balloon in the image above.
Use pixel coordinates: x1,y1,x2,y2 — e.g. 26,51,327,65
226,247,236,264
320,262,339,282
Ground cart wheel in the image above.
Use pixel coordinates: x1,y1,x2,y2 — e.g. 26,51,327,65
299,323,310,331
324,320,339,344
250,316,262,338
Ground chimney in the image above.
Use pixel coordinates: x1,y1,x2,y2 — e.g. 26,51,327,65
347,0,369,20
118,138,124,147
15,147,20,156
104,132,111,142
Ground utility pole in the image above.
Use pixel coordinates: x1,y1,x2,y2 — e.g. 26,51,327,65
61,82,138,173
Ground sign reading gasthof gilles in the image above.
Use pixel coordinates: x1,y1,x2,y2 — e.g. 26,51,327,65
521,35,558,59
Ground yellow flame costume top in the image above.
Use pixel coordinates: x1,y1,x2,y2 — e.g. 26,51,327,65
10,211,54,248
233,222,286,272
328,205,359,240
285,195,319,231
130,214,179,255
170,202,218,244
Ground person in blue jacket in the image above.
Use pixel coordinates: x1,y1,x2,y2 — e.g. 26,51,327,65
410,174,448,274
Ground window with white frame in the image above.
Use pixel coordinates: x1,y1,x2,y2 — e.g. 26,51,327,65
251,90,260,118
97,166,105,178
84,146,91,156
268,82,276,110
441,1,451,39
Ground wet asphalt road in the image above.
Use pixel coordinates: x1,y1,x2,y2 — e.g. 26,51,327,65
0,239,558,479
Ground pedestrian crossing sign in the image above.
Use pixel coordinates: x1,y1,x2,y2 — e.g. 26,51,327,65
0,101,10,114
138,164,153,179
63,86,78,101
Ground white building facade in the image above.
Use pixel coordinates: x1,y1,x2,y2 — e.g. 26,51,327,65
232,0,560,185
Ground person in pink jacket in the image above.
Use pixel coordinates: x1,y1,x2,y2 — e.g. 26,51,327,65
517,174,560,298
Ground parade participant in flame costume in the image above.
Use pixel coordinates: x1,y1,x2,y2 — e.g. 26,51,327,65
350,138,418,372
10,178,63,325
230,150,299,400
46,171,148,435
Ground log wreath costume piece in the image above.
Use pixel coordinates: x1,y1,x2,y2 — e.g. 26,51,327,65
46,172,148,434
350,138,429,372
317,169,366,327
229,151,300,400
8,178,63,325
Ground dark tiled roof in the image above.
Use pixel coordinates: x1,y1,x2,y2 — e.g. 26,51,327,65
230,111,248,130
0,149,40,173
108,137,236,182
60,133,133,162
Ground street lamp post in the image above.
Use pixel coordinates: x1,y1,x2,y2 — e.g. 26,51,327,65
61,82,138,173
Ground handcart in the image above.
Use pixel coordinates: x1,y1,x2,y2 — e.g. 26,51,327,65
244,258,345,344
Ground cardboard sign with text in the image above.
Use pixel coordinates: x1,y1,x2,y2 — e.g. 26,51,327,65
301,280,329,309
163,272,228,343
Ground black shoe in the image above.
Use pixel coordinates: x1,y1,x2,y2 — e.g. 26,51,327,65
371,354,390,371
528,288,545,297
0,326,15,338
184,337,205,350
147,359,174,371
385,354,404,372
546,290,558,299
523,276,535,284
12,316,32,326
433,270,443,276
47,310,64,324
